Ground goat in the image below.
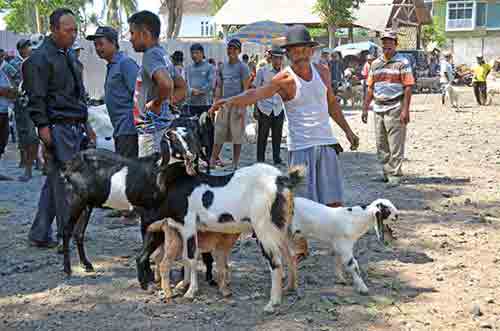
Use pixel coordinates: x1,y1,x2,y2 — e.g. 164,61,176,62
147,219,239,299
136,162,304,312
60,122,204,277
289,198,399,295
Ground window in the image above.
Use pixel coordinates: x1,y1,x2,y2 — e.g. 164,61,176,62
476,3,487,27
447,1,475,30
205,21,209,36
424,0,433,15
201,22,206,36
210,24,214,36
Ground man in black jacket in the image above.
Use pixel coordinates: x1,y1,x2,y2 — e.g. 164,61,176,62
24,8,94,248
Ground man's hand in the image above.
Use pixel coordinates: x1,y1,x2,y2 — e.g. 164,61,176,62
346,131,360,151
361,109,369,124
146,99,162,115
191,88,203,96
38,126,52,148
86,126,97,146
208,99,227,116
400,109,410,125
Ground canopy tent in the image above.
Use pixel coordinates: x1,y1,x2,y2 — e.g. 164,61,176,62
214,0,396,32
229,21,289,46
334,41,382,57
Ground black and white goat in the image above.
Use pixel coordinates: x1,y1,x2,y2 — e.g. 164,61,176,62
137,162,303,312
60,120,207,277
290,198,399,294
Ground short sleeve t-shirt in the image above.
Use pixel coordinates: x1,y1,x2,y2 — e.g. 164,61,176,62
133,45,178,134
220,61,250,98
473,63,492,82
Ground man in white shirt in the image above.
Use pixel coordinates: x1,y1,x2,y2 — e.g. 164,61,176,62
440,51,457,108
254,46,285,165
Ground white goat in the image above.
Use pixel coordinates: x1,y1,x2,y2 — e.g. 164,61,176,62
290,198,399,294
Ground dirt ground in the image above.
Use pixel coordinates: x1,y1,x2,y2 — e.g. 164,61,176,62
1,87,499,331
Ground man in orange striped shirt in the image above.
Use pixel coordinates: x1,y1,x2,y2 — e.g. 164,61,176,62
362,30,415,187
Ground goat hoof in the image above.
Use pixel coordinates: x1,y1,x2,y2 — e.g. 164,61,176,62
83,264,94,273
263,302,277,314
208,279,218,287
221,289,232,298
356,286,369,295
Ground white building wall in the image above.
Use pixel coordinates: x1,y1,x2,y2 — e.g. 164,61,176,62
451,36,500,66
179,15,215,38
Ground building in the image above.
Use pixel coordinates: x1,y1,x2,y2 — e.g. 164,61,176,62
160,0,216,39
430,0,500,65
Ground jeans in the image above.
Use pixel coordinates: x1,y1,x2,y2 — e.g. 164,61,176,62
29,123,87,242
473,81,487,105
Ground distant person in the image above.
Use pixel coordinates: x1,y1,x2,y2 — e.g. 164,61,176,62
361,54,375,102
362,30,414,187
242,53,249,65
13,38,41,181
185,43,215,116
319,49,330,66
0,49,17,162
171,50,185,79
439,51,457,108
254,46,285,165
472,54,491,106
330,51,344,94
210,39,250,170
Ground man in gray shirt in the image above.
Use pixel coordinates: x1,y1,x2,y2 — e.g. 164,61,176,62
185,43,215,116
128,11,186,157
210,39,250,170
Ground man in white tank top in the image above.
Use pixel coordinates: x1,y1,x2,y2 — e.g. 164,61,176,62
210,25,359,208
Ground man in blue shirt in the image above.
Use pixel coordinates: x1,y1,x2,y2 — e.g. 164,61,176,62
185,43,215,117
0,50,17,161
87,26,139,158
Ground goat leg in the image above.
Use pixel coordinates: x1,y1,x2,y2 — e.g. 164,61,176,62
63,201,86,276
73,207,94,272
201,252,216,286
136,231,163,290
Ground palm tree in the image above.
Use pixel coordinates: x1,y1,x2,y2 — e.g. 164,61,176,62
104,0,137,35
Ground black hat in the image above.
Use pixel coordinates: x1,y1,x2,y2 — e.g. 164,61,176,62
190,43,204,54
269,45,285,57
171,50,184,63
227,39,242,50
280,25,319,49
86,26,119,44
16,39,31,51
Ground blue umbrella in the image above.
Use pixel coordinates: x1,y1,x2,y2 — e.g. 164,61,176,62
229,20,288,46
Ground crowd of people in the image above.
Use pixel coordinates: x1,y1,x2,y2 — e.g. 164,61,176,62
0,7,419,250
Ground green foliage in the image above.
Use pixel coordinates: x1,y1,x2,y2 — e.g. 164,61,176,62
314,0,365,27
104,0,137,31
423,16,447,48
0,0,93,34
211,0,227,15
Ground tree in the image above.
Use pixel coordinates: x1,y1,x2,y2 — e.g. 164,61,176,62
211,0,227,15
422,17,446,49
162,0,183,39
0,0,93,34
103,0,137,36
314,0,364,48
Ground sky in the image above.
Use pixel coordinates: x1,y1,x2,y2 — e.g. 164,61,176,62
0,0,162,31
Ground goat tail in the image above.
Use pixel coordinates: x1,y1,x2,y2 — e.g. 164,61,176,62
278,166,305,191
146,220,166,233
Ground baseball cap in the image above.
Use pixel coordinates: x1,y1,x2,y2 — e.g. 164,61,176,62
381,30,398,41
86,26,119,44
227,39,242,50
16,39,31,51
30,34,45,50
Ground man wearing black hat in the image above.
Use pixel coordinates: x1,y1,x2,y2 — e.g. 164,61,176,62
210,38,251,170
87,26,140,159
185,43,215,117
210,26,359,208
254,46,285,165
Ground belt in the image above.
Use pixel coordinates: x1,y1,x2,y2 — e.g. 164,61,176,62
51,118,86,125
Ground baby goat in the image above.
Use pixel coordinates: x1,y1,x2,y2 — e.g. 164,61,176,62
147,219,239,299
290,198,399,294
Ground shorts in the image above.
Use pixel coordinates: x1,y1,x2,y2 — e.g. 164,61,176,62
288,145,344,205
214,105,246,145
138,128,167,158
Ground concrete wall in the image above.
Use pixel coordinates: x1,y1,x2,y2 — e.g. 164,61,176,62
0,31,265,99
449,34,500,66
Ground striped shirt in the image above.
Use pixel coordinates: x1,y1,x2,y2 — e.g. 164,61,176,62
367,53,415,113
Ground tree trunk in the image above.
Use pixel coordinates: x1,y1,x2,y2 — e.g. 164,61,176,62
165,0,183,39
173,0,183,38
348,26,354,43
35,4,43,33
328,24,337,48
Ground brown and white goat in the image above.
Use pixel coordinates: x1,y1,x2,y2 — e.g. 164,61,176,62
147,219,239,299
